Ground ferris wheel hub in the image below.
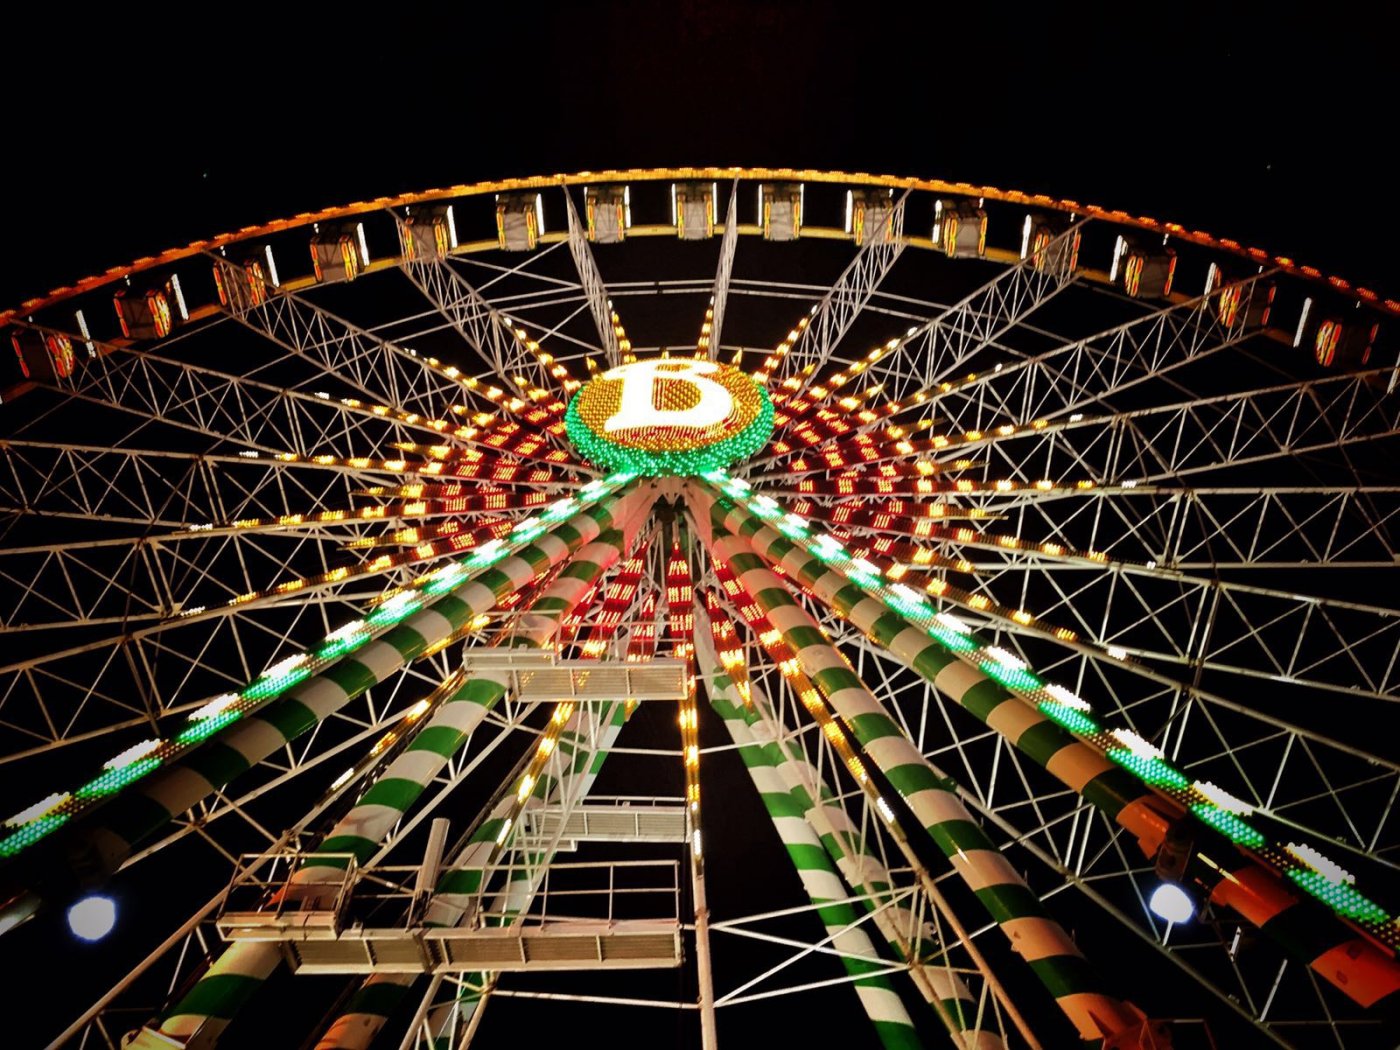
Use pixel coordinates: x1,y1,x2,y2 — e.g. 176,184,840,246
565,359,774,475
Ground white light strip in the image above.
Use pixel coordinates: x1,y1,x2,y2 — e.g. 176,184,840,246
1294,297,1313,348
170,274,188,321
1193,781,1254,815
75,309,95,357
1109,235,1125,283
1109,728,1162,760
1285,842,1354,884
356,222,370,267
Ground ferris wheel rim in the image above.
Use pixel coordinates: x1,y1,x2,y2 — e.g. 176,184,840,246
2,165,1395,330
1,165,1397,1050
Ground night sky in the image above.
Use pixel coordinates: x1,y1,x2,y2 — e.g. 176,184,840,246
2,3,1398,311
2,4,1398,1048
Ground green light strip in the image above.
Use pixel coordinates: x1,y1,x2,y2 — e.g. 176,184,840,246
702,471,1400,942
0,472,636,860
564,383,774,476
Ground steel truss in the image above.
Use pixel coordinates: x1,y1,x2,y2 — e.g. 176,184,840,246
916,272,1274,435
862,221,1090,403
562,190,622,366
225,277,484,431
778,190,908,392
12,323,441,459
707,180,740,360
398,236,583,400
961,366,1400,485
807,603,1392,1048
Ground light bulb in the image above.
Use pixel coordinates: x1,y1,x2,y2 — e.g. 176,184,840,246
1148,883,1194,925
67,895,117,942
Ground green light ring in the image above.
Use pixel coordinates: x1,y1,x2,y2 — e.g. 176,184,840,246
565,384,774,476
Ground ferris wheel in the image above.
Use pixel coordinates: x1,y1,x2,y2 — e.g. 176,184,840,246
1,168,1397,1050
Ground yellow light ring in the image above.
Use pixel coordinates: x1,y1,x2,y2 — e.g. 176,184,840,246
5,167,1390,326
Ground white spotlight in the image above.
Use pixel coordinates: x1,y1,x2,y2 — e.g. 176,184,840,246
67,894,117,942
1148,883,1194,925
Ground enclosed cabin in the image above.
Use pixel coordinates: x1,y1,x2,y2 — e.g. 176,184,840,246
1020,213,1081,274
1204,263,1274,330
671,182,717,240
400,205,458,261
933,198,987,259
10,329,76,382
1295,298,1377,368
214,246,280,312
845,188,895,246
758,183,803,241
496,192,544,251
311,222,370,283
114,274,188,340
585,185,631,244
1110,235,1177,299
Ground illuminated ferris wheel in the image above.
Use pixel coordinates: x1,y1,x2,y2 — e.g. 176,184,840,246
1,168,1398,1050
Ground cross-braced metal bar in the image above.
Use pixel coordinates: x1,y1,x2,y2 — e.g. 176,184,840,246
777,190,909,394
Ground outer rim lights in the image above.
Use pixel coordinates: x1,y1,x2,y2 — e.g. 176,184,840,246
67,894,118,942
1148,882,1195,925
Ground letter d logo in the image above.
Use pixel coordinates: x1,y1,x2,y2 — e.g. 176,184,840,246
565,359,774,476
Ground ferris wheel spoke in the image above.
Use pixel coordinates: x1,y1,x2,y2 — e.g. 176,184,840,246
1155,688,1400,867
0,445,466,569
860,220,1088,405
225,289,484,432
699,181,741,362
0,524,386,631
0,480,493,635
0,583,401,761
960,367,1400,486
975,631,1400,870
776,191,908,393
12,333,442,458
801,499,1400,701
150,504,650,1049
919,273,1272,437
122,653,460,867
562,190,623,366
956,483,1400,569
400,241,582,408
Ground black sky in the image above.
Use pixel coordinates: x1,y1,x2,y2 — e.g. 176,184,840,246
2,2,1398,312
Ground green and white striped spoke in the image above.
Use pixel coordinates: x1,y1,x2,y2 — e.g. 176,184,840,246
694,625,928,1050
698,601,1005,1048
693,504,1150,1046
76,483,644,882
153,489,654,1045
314,544,655,1049
315,696,636,1050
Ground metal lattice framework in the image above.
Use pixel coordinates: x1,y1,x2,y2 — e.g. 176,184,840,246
1,169,1397,1050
